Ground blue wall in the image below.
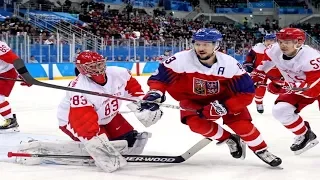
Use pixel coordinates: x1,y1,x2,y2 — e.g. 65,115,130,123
27,62,160,80
11,44,246,63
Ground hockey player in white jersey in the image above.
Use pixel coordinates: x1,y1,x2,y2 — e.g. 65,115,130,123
15,51,162,172
0,40,31,133
243,34,279,114
252,28,320,155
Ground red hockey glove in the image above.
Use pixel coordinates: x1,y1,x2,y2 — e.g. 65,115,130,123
18,75,32,87
68,106,100,140
200,100,228,120
251,70,266,87
267,80,292,95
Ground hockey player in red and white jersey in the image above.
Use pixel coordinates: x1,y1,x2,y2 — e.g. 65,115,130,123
0,41,31,133
129,28,282,167
243,34,280,114
54,51,158,172
157,50,172,63
252,28,320,155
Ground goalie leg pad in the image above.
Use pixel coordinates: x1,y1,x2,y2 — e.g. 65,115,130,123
112,130,152,155
15,138,129,166
15,139,43,165
84,134,127,172
127,131,152,155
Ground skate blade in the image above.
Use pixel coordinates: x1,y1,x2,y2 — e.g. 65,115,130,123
0,127,20,134
240,140,246,160
269,166,284,170
294,139,319,155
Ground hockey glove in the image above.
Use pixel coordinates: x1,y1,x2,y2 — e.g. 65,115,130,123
243,62,254,73
200,100,228,119
140,90,166,111
18,74,32,87
268,80,306,95
127,91,164,128
267,80,293,95
251,70,266,87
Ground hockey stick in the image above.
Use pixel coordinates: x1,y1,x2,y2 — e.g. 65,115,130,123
256,82,309,91
0,76,24,82
12,59,196,112
8,138,212,163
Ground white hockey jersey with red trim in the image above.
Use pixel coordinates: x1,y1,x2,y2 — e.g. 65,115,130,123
57,66,144,126
0,41,19,74
252,43,266,54
257,43,320,98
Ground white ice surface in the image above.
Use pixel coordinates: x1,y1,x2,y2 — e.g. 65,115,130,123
1,77,320,180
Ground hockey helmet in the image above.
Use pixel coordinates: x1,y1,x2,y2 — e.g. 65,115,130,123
276,28,306,43
192,28,223,43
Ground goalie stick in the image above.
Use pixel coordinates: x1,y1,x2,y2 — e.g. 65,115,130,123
12,59,196,112
8,138,212,163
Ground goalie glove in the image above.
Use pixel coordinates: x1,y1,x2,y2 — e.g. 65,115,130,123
127,102,163,127
127,90,165,127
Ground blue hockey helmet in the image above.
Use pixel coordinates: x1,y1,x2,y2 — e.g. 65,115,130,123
192,28,223,43
264,33,276,40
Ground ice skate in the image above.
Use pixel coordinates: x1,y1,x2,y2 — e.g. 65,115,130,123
0,114,19,133
290,121,319,155
217,134,246,159
256,104,264,114
255,149,282,167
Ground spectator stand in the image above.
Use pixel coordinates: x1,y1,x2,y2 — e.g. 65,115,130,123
1,0,320,65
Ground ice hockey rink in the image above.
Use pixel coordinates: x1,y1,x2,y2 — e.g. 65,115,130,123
1,76,320,180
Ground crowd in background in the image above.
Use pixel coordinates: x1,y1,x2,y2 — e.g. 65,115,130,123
1,0,320,61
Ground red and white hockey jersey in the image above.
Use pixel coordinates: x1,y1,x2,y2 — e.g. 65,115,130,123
57,66,144,127
148,49,255,114
257,43,320,98
0,41,19,74
245,43,268,68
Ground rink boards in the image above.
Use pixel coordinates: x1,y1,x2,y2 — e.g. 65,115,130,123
26,62,160,80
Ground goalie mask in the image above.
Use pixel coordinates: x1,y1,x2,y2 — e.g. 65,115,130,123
75,51,107,84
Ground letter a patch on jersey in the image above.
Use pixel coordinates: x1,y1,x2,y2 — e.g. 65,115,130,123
193,78,220,95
